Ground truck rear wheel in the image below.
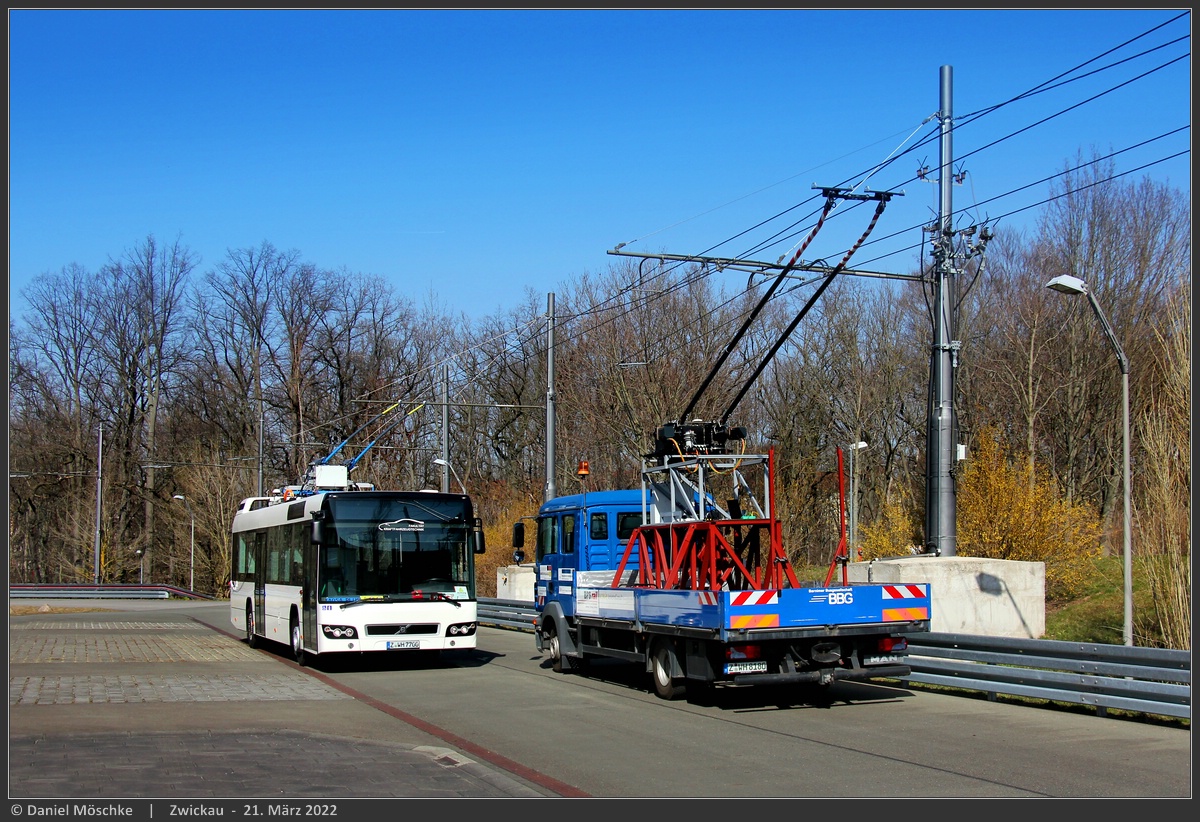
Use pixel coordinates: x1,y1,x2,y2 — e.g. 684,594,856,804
651,639,686,700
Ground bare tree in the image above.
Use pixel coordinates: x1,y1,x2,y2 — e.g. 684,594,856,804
307,270,442,492
964,233,1069,481
1037,156,1187,525
204,241,293,495
264,263,333,482
93,236,195,583
10,265,110,581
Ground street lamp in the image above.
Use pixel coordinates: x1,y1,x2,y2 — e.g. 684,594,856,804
1046,273,1132,646
94,421,105,584
848,441,869,557
172,494,196,592
433,458,467,495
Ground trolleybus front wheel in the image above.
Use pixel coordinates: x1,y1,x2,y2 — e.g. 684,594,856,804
290,611,306,667
245,603,258,648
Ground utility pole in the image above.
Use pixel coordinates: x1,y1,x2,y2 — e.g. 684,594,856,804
257,397,264,497
441,363,451,493
925,64,960,557
545,293,557,503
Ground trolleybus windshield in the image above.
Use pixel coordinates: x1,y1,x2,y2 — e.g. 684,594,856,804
318,495,474,604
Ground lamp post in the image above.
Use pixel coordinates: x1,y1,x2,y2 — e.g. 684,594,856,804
172,494,196,592
848,441,869,556
1046,274,1132,646
433,458,467,495
93,421,104,584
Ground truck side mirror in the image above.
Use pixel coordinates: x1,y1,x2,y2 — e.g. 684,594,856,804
512,521,525,548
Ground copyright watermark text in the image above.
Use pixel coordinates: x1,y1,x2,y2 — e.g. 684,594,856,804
14,805,133,817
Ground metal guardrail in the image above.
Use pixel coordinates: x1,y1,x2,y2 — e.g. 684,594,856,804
477,597,540,632
10,584,215,601
902,633,1190,720
476,598,1191,721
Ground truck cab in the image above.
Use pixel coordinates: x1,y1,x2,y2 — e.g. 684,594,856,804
513,489,649,616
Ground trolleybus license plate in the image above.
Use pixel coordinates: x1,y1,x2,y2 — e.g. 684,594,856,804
387,640,421,650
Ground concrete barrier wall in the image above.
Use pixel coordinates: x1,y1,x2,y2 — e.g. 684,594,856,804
496,565,537,602
495,556,1047,639
846,556,1046,638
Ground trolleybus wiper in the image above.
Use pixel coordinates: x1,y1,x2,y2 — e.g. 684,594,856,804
413,590,462,607
338,591,462,609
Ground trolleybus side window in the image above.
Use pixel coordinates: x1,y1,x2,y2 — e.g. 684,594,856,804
234,534,255,578
233,531,264,583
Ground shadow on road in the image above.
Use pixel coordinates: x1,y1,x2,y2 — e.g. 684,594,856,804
532,654,916,711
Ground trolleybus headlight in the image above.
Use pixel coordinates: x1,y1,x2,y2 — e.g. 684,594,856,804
447,622,477,636
322,625,359,639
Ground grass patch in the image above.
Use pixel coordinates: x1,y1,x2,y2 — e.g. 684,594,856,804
1044,555,1167,646
1044,556,1126,643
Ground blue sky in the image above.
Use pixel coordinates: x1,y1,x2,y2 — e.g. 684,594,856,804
8,8,1191,322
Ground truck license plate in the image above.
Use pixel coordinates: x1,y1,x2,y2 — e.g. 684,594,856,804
387,640,421,650
724,660,768,674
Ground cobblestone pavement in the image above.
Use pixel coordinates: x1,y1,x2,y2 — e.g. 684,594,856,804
8,602,558,800
10,672,353,704
10,621,260,664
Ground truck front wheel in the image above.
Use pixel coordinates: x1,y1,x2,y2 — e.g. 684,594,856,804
651,639,686,700
546,624,570,674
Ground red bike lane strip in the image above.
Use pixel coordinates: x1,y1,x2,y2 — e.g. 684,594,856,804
312,670,592,798
198,618,591,798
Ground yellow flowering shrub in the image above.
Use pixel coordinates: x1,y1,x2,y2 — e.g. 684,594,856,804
858,483,922,561
957,426,1101,600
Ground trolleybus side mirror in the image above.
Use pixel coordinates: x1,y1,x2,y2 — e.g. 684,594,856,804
311,511,326,545
512,521,525,548
513,549,526,565
473,517,487,554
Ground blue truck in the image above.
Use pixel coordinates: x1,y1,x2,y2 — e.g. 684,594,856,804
512,440,931,700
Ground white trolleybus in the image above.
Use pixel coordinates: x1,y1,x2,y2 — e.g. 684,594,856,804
230,464,486,665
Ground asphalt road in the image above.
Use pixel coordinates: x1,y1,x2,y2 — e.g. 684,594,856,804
8,598,1192,810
